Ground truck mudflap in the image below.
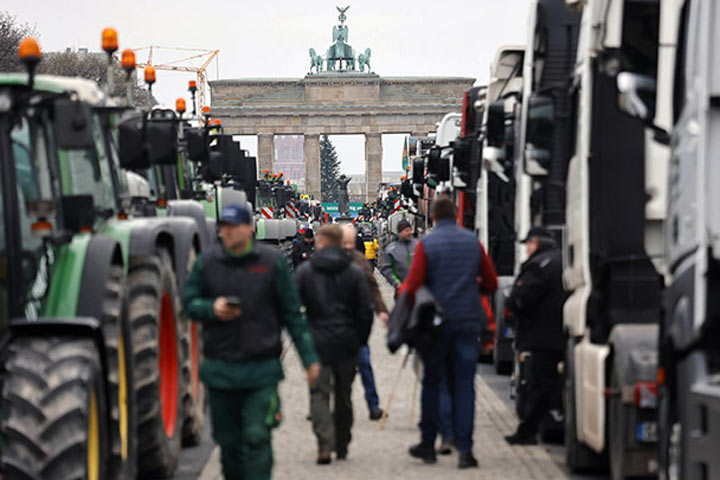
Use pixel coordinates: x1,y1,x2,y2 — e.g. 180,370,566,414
686,361,720,478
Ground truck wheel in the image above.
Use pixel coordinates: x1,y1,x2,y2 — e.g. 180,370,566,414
180,247,206,447
128,251,184,478
102,266,137,479
564,339,604,471
1,337,109,479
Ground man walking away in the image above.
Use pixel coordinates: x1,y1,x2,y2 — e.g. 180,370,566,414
399,197,497,469
380,219,416,294
292,228,315,267
296,225,374,464
341,224,388,421
505,227,566,445
183,204,320,480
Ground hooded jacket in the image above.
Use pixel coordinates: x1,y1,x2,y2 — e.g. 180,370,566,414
506,243,567,352
380,237,418,288
296,247,374,364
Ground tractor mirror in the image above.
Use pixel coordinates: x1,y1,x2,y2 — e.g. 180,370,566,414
486,99,505,148
60,194,95,232
185,128,208,162
118,117,150,170
412,157,425,186
147,121,178,166
53,99,94,150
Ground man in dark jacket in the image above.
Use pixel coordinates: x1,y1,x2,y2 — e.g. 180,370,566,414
341,224,388,421
292,228,315,267
296,225,374,464
399,197,498,469
183,204,320,480
505,226,566,445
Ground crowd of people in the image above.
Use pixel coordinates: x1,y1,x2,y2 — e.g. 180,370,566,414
182,195,566,479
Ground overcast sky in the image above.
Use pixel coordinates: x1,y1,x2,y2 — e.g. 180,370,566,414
9,0,532,174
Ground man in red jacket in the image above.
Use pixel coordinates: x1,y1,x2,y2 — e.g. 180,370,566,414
399,197,497,469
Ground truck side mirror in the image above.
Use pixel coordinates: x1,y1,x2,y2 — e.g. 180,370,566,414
486,99,505,148
523,93,554,177
118,117,150,170
53,99,94,150
616,72,657,121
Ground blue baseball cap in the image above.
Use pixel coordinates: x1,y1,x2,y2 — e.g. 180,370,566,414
219,204,253,225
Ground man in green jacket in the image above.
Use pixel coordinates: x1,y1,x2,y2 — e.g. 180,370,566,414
183,204,321,480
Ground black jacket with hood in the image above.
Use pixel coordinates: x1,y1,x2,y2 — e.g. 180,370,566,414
295,246,374,364
506,242,567,352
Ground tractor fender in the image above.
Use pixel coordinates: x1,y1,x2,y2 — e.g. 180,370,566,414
608,324,659,389
76,234,123,321
126,217,176,258
9,316,112,427
146,216,201,292
168,200,212,253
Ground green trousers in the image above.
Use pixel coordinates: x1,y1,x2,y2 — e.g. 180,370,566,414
208,384,280,480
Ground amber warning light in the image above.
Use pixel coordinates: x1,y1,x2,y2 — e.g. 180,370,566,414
102,28,118,54
18,37,41,64
144,65,156,85
188,80,197,92
121,49,135,73
176,98,186,114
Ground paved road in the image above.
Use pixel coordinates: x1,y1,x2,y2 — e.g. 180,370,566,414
192,273,603,479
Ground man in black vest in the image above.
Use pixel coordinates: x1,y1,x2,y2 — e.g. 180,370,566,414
183,204,320,479
296,225,374,464
505,226,566,445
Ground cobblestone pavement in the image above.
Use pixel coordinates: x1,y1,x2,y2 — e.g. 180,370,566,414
199,274,570,480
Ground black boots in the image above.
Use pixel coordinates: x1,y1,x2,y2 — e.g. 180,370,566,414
458,451,479,469
408,443,437,464
505,432,539,445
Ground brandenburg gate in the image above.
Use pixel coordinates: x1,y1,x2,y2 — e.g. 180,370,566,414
208,7,474,200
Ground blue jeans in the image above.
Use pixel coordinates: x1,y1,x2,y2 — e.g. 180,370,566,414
357,344,379,411
419,321,479,453
438,377,454,441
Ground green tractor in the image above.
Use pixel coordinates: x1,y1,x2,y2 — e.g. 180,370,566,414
0,39,201,479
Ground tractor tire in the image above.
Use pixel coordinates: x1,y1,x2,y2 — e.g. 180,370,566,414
128,251,184,478
1,336,110,480
180,247,206,447
102,265,137,479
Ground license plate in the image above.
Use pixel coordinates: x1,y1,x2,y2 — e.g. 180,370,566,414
636,421,658,443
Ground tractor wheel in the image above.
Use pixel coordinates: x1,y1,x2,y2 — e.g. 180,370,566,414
102,265,136,479
1,336,110,479
180,247,206,447
128,251,184,478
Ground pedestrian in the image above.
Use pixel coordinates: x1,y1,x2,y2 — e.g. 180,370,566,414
292,228,315,267
362,228,380,271
183,204,321,480
380,218,417,294
341,224,389,421
504,226,566,445
399,197,497,469
295,225,374,464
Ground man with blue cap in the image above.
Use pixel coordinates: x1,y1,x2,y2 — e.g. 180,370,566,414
183,204,320,480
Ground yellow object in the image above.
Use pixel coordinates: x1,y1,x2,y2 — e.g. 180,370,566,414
87,388,100,480
118,333,129,461
364,238,379,260
101,27,118,54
